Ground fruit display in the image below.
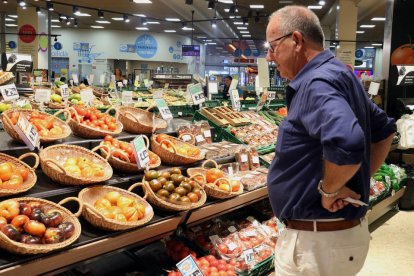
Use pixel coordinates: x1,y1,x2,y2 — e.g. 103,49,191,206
144,168,204,205
229,123,278,148
260,152,275,166
0,102,12,113
0,199,76,245
62,157,105,178
117,106,167,134
93,191,146,222
69,106,119,132
257,110,285,126
0,70,14,85
0,161,30,190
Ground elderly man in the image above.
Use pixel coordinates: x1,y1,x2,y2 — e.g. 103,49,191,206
265,5,395,275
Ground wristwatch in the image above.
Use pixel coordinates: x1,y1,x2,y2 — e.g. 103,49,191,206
317,180,339,198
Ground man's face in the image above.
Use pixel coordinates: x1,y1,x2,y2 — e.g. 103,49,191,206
224,78,232,86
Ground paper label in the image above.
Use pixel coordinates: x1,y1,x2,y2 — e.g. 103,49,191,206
122,90,133,105
60,84,69,100
178,112,183,116
154,98,173,120
14,114,39,150
72,74,79,85
123,79,128,86
176,255,203,276
267,91,276,101
241,154,248,163
245,230,257,237
230,89,240,111
252,156,260,164
228,166,234,176
34,88,51,103
196,135,205,143
117,81,123,88
228,226,237,233
88,74,94,84
227,242,237,251
203,130,212,138
188,83,206,105
0,83,19,101
80,89,94,105
182,134,192,142
154,90,163,99
243,248,255,265
164,83,169,89
131,135,150,169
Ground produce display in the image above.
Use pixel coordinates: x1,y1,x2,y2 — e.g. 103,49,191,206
0,70,14,85
260,152,275,166
152,134,204,163
0,199,75,244
69,106,118,132
258,110,285,126
62,157,105,178
0,161,29,189
93,191,146,222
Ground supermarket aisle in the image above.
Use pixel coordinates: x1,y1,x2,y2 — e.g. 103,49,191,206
358,210,414,276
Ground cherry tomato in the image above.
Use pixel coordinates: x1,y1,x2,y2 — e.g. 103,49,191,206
104,135,113,142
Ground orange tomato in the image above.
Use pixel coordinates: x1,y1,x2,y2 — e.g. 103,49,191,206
156,134,170,144
0,162,13,181
95,198,112,209
116,196,134,208
230,180,241,192
121,206,137,220
81,166,95,177
17,167,29,181
114,213,127,222
206,168,224,183
104,191,121,205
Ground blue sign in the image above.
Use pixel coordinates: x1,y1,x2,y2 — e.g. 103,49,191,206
355,49,364,59
233,48,241,57
253,50,261,57
135,34,158,58
80,43,89,51
54,42,62,51
8,41,16,49
169,46,174,53
243,48,252,57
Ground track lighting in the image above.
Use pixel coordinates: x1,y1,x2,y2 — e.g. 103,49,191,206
124,14,130,23
229,5,236,14
74,19,78,27
18,0,25,7
47,2,54,11
211,17,217,28
2,0,8,3
98,10,104,18
36,7,41,14
208,0,215,10
73,6,80,15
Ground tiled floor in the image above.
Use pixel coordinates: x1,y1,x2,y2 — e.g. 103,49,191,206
358,209,414,276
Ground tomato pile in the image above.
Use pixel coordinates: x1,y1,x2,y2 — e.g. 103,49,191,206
0,162,30,189
9,111,64,137
156,134,201,158
63,157,105,178
0,199,75,244
71,106,118,132
103,135,159,165
205,168,241,193
94,191,146,222
145,168,203,204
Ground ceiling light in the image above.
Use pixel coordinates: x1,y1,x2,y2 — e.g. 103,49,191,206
91,25,104,29
134,14,146,17
318,1,326,5
364,46,374,49
66,19,70,26
249,5,264,9
182,27,194,31
208,0,215,9
51,25,61,28
164,30,176,33
77,13,91,17
308,5,323,9
197,36,207,38
371,17,386,21
133,0,152,3
279,0,293,3
17,0,25,7
224,9,230,12
51,19,59,23
147,21,160,24
47,2,54,11
185,0,193,4
59,16,63,22
141,18,148,25
124,14,130,23
234,21,243,25
218,0,233,3
360,25,375,28
60,15,67,19
211,18,217,28
73,6,80,15
242,35,251,37
136,27,149,30
237,26,247,29
207,42,217,45
8,15,17,18
356,30,365,34
166,18,180,22
5,18,15,21
98,10,104,18
372,43,382,46
2,0,8,3
96,20,110,24
112,17,124,21
239,31,249,33
5,24,18,27
36,7,41,14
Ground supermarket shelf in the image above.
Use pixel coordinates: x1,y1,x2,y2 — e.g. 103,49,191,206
367,187,406,224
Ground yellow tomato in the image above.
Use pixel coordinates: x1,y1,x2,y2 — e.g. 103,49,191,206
94,198,112,209
64,165,81,176
65,158,77,166
104,191,121,205
81,166,95,177
114,213,127,222
116,196,134,208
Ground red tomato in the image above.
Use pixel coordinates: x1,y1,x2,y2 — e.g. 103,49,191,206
108,122,117,131
101,124,109,131
104,135,113,142
90,114,98,121
391,44,414,65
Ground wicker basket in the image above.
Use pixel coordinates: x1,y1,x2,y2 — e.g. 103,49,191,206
117,106,167,134
92,136,161,173
178,133,196,145
150,135,205,165
1,109,72,144
78,184,154,231
67,107,123,138
39,144,113,186
141,175,207,212
0,152,39,197
0,197,82,254
187,160,243,199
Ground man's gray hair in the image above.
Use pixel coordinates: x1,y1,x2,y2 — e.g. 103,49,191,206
269,5,324,46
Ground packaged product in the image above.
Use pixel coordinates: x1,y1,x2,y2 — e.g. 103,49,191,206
191,123,207,146
200,120,213,144
248,147,260,170
235,147,250,171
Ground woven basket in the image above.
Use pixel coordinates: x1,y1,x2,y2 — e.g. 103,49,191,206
67,107,123,138
187,160,243,199
117,106,167,134
93,136,161,173
178,133,196,145
39,144,113,186
2,109,72,144
78,184,154,231
150,135,205,165
91,86,108,98
141,175,207,212
0,197,82,254
0,152,39,197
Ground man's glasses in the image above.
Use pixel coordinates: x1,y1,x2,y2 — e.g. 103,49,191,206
266,32,293,53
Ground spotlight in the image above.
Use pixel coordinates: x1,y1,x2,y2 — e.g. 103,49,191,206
243,18,248,25
59,15,63,22
2,0,8,3
18,0,25,7
73,6,80,15
229,5,236,14
36,7,41,14
185,0,193,4
54,36,57,42
74,19,78,27
98,10,104,18
47,2,54,11
181,21,187,29
211,17,217,28
123,14,130,23
66,19,70,26
318,0,326,5
208,0,215,9
141,18,148,25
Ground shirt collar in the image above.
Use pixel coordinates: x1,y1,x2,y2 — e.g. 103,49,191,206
288,50,335,91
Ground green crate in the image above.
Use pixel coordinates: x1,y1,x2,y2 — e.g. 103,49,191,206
203,100,222,108
237,254,275,276
44,109,67,121
217,127,244,144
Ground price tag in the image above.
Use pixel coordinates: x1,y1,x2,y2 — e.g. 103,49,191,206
203,130,212,138
243,249,255,266
228,166,234,176
368,81,380,96
34,88,51,103
176,255,203,276
80,89,94,106
195,135,205,143
252,156,260,164
14,113,39,150
182,134,192,142
117,81,123,88
60,84,69,101
227,242,237,251
154,90,163,99
209,235,220,243
131,135,150,169
267,91,276,101
72,74,79,85
230,89,240,111
154,98,173,120
35,76,43,84
245,230,257,237
137,98,143,102
188,83,205,105
228,226,237,233
144,79,149,87
122,90,133,105
164,83,170,89
88,74,94,84
100,74,106,85
246,216,255,222
241,154,248,163
0,83,19,101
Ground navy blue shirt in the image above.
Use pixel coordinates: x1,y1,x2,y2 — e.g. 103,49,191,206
267,50,396,221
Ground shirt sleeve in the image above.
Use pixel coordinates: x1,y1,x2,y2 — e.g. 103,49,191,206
369,100,396,143
301,79,365,165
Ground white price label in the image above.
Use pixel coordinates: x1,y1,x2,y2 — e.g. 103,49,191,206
182,134,192,142
230,89,240,111
268,91,276,101
34,89,51,103
203,130,212,138
155,98,173,120
178,112,183,116
123,79,128,86
228,166,234,176
100,74,106,85
144,79,149,87
14,114,39,150
241,154,248,163
80,89,94,105
117,81,123,88
122,91,133,105
131,135,150,169
227,242,237,251
195,135,205,143
72,74,79,85
35,76,43,84
243,249,255,265
252,156,260,164
154,90,163,99
137,98,143,102
60,84,69,100
188,83,206,105
0,83,19,101
246,216,255,222
176,255,203,276
88,74,94,84
245,230,257,237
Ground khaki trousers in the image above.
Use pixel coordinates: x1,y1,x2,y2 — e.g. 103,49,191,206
275,219,370,276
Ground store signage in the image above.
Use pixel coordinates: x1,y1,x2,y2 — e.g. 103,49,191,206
80,89,94,106
72,74,79,85
14,113,39,151
230,89,240,111
267,91,276,101
34,88,51,104
135,34,158,59
368,82,380,96
0,83,19,101
234,58,255,63
61,84,69,101
188,83,205,105
396,65,414,86
1,53,33,73
208,81,218,94
154,98,173,120
131,135,150,169
176,255,203,276
122,91,133,105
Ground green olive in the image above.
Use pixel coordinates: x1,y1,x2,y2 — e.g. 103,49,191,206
170,174,180,184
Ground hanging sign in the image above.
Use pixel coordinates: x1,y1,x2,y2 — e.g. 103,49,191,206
72,74,79,85
0,83,19,101
230,89,240,111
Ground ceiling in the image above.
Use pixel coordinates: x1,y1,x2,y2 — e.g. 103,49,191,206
0,0,387,59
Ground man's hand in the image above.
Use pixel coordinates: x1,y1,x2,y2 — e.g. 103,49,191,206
321,186,361,212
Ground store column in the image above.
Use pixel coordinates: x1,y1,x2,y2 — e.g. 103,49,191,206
17,7,39,68
0,13,5,54
336,0,358,69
